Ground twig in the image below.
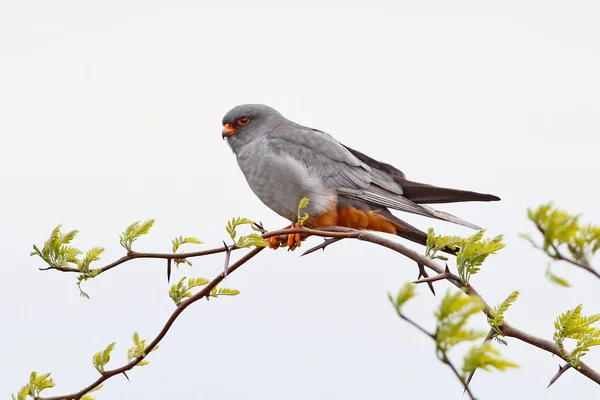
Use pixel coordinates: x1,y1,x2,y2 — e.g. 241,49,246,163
38,247,265,400
37,225,600,387
534,224,600,280
389,300,476,400
440,350,477,400
464,328,496,391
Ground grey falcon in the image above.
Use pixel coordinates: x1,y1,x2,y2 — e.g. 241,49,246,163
221,104,499,251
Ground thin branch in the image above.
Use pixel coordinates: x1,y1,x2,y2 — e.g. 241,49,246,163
440,350,477,400
464,328,496,391
38,247,265,400
389,300,476,400
534,224,600,280
35,225,600,389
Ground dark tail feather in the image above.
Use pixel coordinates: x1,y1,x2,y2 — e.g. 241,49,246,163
397,179,500,204
381,210,458,256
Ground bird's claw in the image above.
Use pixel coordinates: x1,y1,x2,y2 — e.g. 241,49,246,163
268,223,303,251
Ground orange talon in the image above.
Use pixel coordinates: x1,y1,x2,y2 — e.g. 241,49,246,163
268,236,281,249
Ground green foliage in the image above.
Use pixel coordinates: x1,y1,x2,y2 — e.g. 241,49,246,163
462,342,519,376
425,228,462,261
172,235,203,267
209,287,241,298
545,264,571,287
297,197,310,225
169,277,240,305
76,268,102,299
456,230,505,283
12,371,55,400
127,332,158,366
169,277,211,305
226,217,270,249
31,224,83,269
434,291,486,353
236,233,270,248
93,342,116,374
31,225,104,297
553,304,600,367
119,219,155,253
523,203,600,273
81,384,103,400
425,229,505,283
488,291,520,334
390,283,417,312
169,276,241,304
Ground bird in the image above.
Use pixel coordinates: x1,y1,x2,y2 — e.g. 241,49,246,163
221,104,500,253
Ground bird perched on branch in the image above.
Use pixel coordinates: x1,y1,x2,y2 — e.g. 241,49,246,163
222,104,499,252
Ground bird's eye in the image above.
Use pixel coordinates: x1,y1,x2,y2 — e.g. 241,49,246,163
237,116,250,126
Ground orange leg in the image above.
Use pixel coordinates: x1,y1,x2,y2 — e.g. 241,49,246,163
267,222,304,251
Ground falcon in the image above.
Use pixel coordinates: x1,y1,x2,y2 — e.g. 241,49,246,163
222,104,499,251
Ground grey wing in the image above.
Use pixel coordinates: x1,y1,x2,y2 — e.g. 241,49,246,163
265,126,377,194
267,125,481,230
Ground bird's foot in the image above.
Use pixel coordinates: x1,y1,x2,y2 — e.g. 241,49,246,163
267,222,304,251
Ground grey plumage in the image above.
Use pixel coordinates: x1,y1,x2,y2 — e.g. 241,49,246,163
222,104,499,243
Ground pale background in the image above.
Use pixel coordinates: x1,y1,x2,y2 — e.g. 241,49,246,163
1,1,599,398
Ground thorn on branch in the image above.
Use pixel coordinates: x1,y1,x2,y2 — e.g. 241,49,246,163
123,371,130,382
300,237,343,257
223,241,231,278
416,262,435,295
166,259,172,283
547,364,571,388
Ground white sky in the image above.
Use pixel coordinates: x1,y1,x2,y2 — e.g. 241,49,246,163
1,1,600,398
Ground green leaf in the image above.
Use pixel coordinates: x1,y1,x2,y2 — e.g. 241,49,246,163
171,236,203,253
169,276,214,305
434,290,486,353
426,228,463,260
553,304,600,367
226,217,255,241
425,229,505,283
545,265,571,287
297,197,310,224
30,224,83,269
210,287,241,298
237,233,270,249
523,204,600,279
13,371,56,399
462,342,518,376
392,283,417,311
119,219,155,253
488,290,520,334
171,236,203,267
127,332,158,365
456,230,505,283
93,342,116,374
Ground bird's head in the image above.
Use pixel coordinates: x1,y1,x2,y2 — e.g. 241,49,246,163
221,104,283,152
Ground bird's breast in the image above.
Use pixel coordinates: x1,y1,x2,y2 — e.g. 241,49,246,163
236,149,337,221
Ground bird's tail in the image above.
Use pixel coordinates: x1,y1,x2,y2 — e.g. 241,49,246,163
397,178,500,204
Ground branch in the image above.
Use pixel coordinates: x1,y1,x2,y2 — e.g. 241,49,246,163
37,247,265,400
534,224,600,280
33,225,600,395
389,303,477,399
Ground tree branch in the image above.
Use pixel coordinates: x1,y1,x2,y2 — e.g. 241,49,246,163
33,225,600,398
37,247,265,400
534,224,600,280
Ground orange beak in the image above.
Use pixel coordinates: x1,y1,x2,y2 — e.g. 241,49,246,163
222,123,236,138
